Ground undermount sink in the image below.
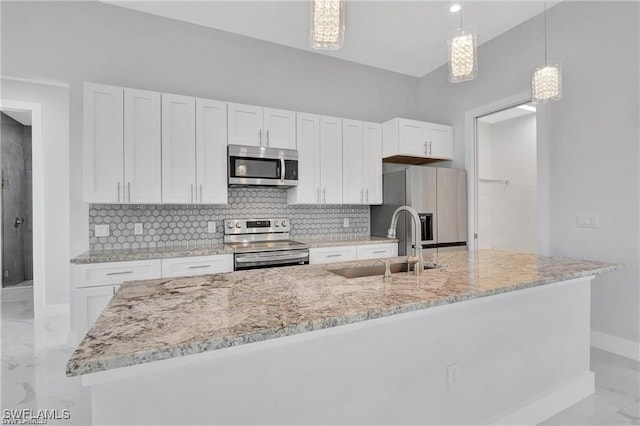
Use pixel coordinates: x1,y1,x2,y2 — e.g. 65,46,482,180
329,262,439,279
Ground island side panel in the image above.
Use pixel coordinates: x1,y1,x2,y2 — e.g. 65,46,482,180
89,277,592,425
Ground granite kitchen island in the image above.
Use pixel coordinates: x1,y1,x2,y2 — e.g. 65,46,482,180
67,250,620,425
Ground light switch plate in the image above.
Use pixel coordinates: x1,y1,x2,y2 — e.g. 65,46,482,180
576,215,599,228
134,223,143,235
207,221,216,234
95,224,110,237
343,218,350,228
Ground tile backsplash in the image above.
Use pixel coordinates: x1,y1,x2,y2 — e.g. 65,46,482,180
89,188,370,251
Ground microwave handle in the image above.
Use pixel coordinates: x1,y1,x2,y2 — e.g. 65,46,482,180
280,158,285,183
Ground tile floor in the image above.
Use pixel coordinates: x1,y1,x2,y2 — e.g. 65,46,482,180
1,289,638,426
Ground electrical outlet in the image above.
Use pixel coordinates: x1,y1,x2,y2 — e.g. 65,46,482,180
134,223,143,235
208,221,216,234
343,218,350,228
447,363,459,389
94,224,110,237
576,214,599,228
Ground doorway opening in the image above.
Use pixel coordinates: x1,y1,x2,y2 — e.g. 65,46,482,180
1,110,33,291
475,103,537,253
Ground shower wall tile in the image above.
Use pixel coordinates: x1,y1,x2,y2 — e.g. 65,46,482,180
89,188,370,251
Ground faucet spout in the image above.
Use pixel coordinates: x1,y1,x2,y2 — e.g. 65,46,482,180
387,206,425,275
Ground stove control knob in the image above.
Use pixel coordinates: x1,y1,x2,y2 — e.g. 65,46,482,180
226,222,233,229
281,220,287,227
235,222,242,229
274,222,280,227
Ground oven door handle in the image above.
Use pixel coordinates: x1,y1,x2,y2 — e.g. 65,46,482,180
280,158,286,183
236,251,309,263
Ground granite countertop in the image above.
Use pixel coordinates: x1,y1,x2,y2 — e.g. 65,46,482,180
66,250,621,377
70,237,397,264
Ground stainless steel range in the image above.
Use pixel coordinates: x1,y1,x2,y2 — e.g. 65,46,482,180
224,218,309,270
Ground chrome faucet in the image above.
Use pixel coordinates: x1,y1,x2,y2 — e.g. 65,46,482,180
387,206,424,276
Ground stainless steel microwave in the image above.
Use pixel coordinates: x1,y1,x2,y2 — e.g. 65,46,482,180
228,145,299,187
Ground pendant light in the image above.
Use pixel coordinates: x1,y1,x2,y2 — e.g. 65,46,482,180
532,0,562,103
447,2,478,83
310,0,345,50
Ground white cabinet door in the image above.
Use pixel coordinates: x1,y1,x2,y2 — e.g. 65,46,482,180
356,243,398,260
319,116,343,204
161,255,233,278
362,122,382,205
124,88,161,203
309,245,358,264
75,285,119,341
342,119,364,204
83,83,124,203
263,108,296,150
398,118,428,156
288,113,321,204
196,98,228,204
228,103,263,146
427,124,453,159
162,94,196,203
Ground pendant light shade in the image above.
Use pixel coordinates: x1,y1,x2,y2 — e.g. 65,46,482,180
532,64,562,103
532,1,562,103
448,27,478,83
310,0,345,50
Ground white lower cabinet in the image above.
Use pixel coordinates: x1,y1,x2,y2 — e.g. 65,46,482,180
309,242,399,265
309,245,358,264
356,243,398,260
161,255,233,278
75,285,120,342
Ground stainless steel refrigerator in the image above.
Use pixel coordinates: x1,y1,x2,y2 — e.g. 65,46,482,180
371,166,467,256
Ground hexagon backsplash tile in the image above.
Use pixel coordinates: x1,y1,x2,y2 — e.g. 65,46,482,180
89,188,370,250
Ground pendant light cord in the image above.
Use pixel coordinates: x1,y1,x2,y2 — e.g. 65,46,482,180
544,0,548,65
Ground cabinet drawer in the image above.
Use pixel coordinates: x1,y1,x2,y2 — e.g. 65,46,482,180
161,255,233,278
309,246,357,264
356,243,398,260
72,259,162,288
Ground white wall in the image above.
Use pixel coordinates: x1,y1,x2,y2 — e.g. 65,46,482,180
478,114,537,253
0,1,421,264
419,2,640,346
0,79,70,307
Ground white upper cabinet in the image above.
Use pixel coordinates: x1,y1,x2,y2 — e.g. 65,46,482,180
319,116,343,204
123,89,162,203
382,118,453,162
228,103,296,150
342,119,364,204
342,120,382,205
196,98,228,204
363,122,383,204
84,83,162,204
83,83,124,203
287,113,321,204
162,94,197,203
263,108,296,149
227,103,263,146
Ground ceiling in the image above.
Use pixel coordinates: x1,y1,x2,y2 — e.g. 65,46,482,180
477,104,536,124
1,109,32,126
102,1,560,78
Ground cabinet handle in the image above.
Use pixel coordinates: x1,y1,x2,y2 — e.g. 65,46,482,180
266,130,270,147
327,254,342,258
366,189,369,203
424,141,428,155
373,250,386,254
106,271,133,276
199,184,203,203
316,188,320,203
188,265,211,269
112,287,116,295
323,188,326,203
127,182,131,202
259,129,263,146
117,182,121,203
429,141,432,155
360,189,363,203
191,184,194,203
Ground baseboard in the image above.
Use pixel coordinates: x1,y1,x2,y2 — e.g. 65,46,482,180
591,330,640,362
491,371,594,425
